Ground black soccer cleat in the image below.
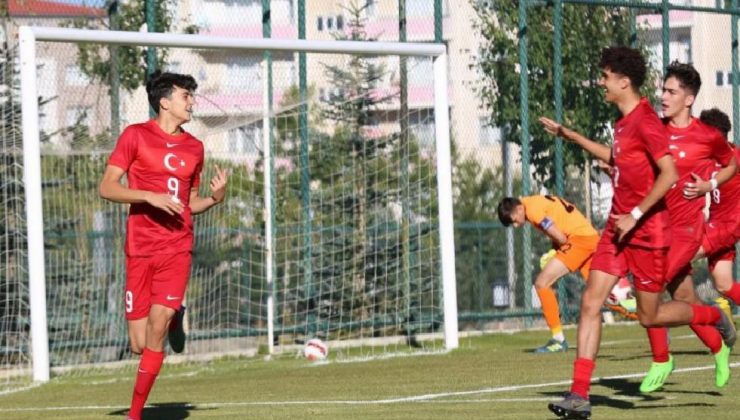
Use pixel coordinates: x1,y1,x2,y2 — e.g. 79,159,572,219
548,392,591,419
168,305,187,354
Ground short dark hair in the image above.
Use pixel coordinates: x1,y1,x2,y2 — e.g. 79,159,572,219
599,46,647,89
700,108,731,138
497,197,521,227
146,70,198,113
664,61,701,97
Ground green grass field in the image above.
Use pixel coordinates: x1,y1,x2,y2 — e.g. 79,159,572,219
1,323,739,419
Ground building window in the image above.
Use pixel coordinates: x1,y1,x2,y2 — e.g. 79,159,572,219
327,16,334,30
66,106,91,126
717,71,724,86
336,15,344,30
479,118,501,146
65,65,89,86
728,71,735,85
317,16,323,31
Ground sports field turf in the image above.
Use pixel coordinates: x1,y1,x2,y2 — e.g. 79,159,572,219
1,322,739,419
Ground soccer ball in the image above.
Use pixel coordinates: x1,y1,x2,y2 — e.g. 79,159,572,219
606,276,632,305
303,338,328,361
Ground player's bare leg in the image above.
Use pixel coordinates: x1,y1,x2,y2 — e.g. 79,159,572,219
146,304,176,351
533,258,570,353
549,270,617,419
127,318,148,355
127,305,176,420
576,270,619,360
712,260,736,297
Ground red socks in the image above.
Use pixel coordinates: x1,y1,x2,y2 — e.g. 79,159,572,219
128,348,165,420
646,327,670,363
690,304,721,325
723,282,740,305
690,324,723,354
570,358,595,399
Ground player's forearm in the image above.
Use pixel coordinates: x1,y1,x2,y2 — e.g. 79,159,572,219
714,156,737,187
99,181,152,204
190,195,221,215
559,127,612,163
635,162,678,214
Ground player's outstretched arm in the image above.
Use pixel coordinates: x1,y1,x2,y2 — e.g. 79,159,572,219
191,164,228,215
612,154,678,241
539,117,612,163
99,164,184,215
683,156,737,199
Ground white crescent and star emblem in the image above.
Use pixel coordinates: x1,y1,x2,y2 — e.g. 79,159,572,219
163,153,186,171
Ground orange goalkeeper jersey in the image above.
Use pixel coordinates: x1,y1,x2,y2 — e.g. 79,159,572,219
521,195,597,237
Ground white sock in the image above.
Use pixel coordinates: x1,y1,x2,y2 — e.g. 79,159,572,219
553,332,565,342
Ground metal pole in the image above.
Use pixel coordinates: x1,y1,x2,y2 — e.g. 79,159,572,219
19,26,50,383
661,0,670,72
434,52,458,350
262,0,275,356
109,0,120,139
146,0,156,118
434,0,442,43
399,0,413,341
553,0,564,196
298,0,312,336
519,0,533,314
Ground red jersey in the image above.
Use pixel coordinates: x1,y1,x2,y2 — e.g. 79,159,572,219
607,98,671,248
108,120,204,256
664,118,734,227
709,144,740,224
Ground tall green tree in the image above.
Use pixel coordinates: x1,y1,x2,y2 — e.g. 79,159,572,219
318,1,394,323
67,0,192,91
472,2,658,187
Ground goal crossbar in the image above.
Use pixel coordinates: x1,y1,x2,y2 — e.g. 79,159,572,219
18,26,457,383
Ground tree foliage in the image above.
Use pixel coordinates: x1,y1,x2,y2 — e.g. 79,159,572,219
473,2,659,187
66,0,194,91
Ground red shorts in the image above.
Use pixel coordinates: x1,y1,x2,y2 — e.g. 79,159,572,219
703,220,738,257
590,230,668,293
125,252,192,320
665,217,703,282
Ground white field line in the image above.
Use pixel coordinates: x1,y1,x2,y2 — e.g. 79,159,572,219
0,362,735,413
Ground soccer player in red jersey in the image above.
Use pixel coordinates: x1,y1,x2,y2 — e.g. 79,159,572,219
539,47,735,419
694,108,740,305
639,63,737,393
99,72,228,420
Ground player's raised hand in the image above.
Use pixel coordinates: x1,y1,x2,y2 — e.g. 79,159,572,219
539,116,564,137
610,213,637,242
209,164,228,203
146,193,185,216
682,172,711,199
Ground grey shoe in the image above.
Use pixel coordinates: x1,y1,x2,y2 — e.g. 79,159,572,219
716,309,737,349
548,392,591,419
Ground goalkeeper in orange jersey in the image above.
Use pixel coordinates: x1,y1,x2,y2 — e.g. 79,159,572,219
498,195,602,353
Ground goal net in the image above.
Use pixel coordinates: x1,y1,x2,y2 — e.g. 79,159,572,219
5,26,456,388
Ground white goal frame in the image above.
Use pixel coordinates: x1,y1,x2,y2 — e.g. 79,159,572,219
18,26,458,383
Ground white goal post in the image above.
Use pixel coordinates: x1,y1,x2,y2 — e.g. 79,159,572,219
18,26,458,383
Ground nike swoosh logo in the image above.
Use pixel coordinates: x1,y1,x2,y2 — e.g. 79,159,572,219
166,143,179,148
670,135,684,140
166,295,180,301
